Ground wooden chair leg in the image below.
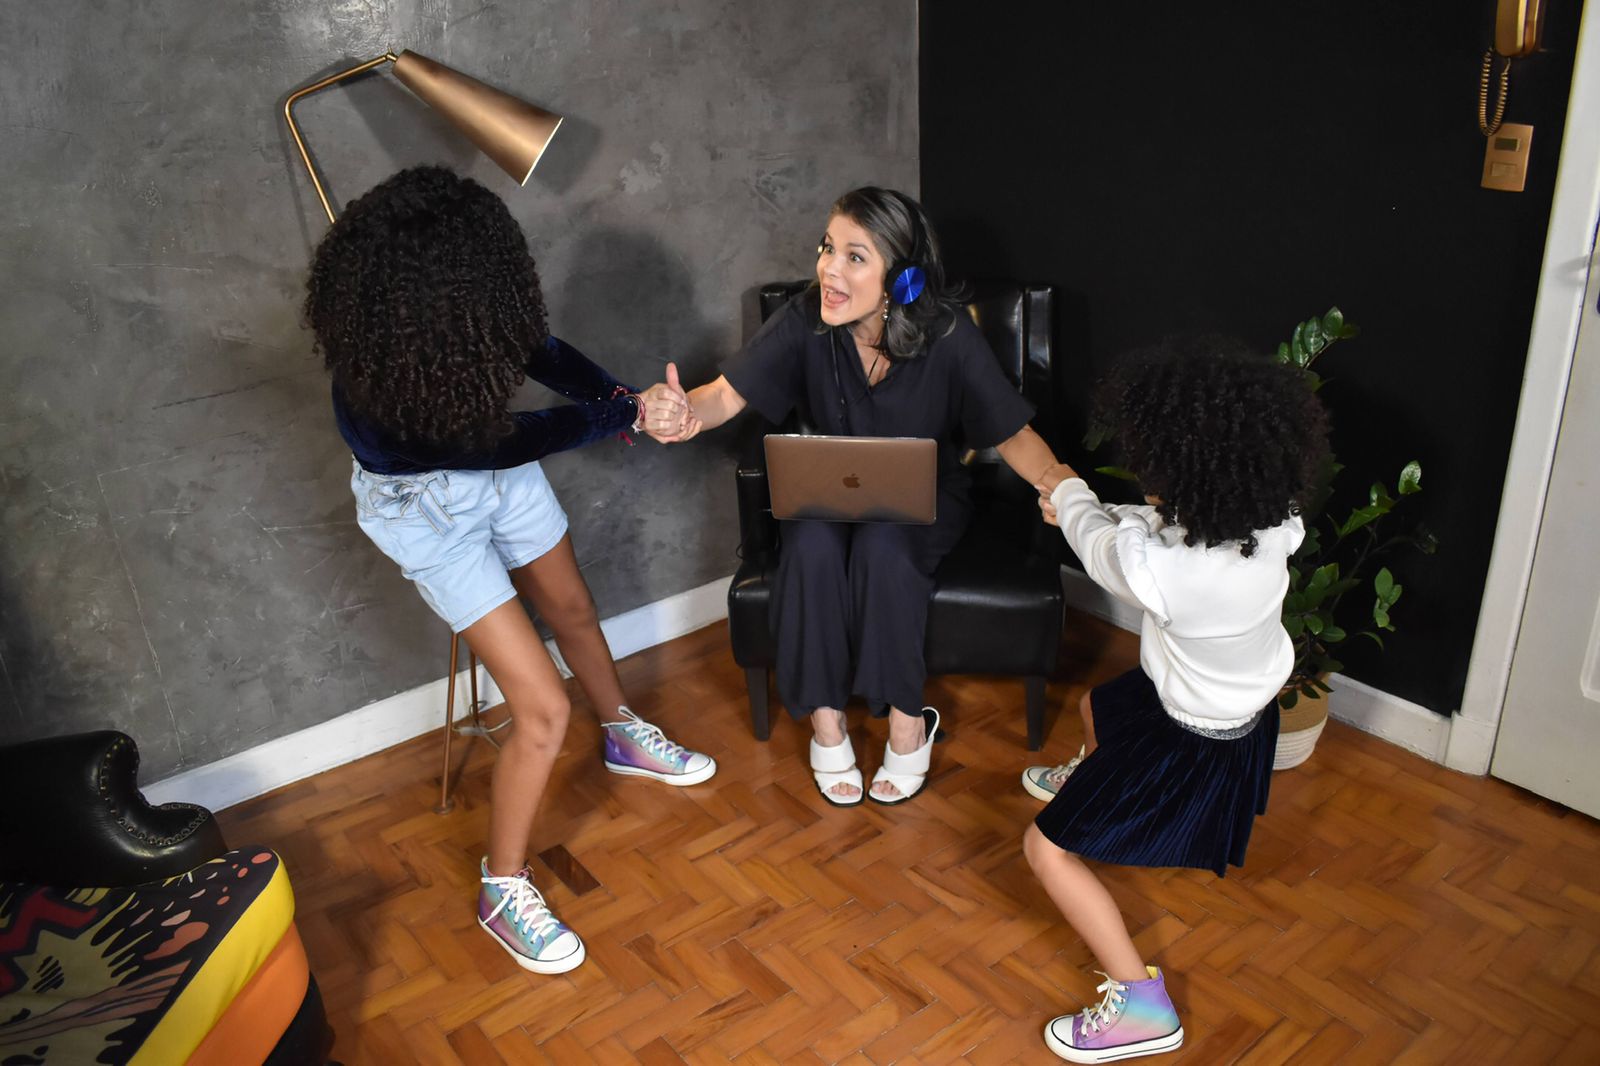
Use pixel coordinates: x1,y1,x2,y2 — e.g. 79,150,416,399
1025,675,1047,751
745,667,772,741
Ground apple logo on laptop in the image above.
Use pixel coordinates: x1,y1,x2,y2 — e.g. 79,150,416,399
843,473,861,489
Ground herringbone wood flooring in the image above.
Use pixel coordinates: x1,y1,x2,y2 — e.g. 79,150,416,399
217,617,1600,1064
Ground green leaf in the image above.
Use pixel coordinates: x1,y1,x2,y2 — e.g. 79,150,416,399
1309,564,1337,592
1093,465,1140,482
1321,308,1344,336
1284,615,1306,638
1306,614,1324,635
1312,676,1334,693
1358,631,1385,650
1339,322,1361,340
1275,341,1292,364
1281,688,1300,710
1397,460,1422,496
1374,606,1392,629
1306,323,1327,356
1374,567,1394,599
1291,325,1308,366
1321,625,1347,643
1303,369,1326,392
1338,505,1384,538
1327,577,1361,598
1322,658,1345,674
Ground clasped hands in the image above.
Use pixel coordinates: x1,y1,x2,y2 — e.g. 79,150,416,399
635,362,702,444
1032,462,1076,529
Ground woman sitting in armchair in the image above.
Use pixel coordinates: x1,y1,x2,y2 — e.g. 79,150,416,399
656,187,1070,806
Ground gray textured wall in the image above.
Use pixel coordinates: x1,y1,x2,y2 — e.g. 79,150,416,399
0,0,917,779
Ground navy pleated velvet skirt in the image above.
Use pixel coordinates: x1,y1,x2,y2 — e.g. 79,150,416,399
1034,667,1278,877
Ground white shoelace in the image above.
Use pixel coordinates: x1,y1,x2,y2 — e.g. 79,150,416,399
1043,747,1086,788
482,872,561,942
610,708,685,762
1078,972,1128,1035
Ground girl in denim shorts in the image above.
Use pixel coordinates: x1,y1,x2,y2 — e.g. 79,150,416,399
306,167,714,975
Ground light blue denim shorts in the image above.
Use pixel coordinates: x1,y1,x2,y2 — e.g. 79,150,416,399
351,459,569,632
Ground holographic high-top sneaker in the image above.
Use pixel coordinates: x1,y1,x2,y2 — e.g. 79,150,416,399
602,707,716,786
1044,967,1184,1062
1022,745,1087,802
477,859,585,974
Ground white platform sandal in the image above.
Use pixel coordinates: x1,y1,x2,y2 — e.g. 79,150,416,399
810,734,865,807
869,707,940,806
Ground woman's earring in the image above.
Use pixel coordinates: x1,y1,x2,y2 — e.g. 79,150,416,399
881,297,890,322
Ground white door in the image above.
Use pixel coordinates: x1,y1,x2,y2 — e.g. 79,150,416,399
1492,216,1600,818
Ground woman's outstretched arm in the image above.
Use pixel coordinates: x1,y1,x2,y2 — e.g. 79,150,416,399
995,425,1077,494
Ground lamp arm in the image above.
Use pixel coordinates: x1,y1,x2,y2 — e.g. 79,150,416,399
283,53,400,224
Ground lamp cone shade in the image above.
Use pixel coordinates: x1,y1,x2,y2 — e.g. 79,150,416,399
392,50,562,185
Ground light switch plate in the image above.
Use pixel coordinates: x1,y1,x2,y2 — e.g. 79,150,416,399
1482,122,1534,192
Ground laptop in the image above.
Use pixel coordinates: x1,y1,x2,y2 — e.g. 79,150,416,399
765,435,937,524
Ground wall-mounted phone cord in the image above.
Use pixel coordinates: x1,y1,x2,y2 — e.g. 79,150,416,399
1479,50,1511,136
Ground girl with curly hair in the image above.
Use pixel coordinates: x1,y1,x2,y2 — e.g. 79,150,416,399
1020,339,1330,1062
306,166,714,976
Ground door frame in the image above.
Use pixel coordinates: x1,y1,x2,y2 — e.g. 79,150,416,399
1453,4,1600,775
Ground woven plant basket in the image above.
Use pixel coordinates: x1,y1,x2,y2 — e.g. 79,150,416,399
1273,686,1329,771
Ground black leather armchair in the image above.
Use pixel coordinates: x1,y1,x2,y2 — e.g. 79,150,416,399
0,730,226,886
727,281,1065,749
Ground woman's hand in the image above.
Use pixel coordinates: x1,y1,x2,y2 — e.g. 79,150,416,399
638,363,698,442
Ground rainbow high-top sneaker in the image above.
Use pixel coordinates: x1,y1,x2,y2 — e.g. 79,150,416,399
1044,966,1184,1062
477,859,585,974
602,707,716,785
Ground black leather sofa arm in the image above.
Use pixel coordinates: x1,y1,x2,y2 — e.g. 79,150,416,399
0,731,227,887
736,463,778,562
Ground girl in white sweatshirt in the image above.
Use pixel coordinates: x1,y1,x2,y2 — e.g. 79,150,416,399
1021,341,1330,1063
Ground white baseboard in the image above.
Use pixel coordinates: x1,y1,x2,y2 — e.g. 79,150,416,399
1323,673,1450,763
142,575,733,812
1058,566,1459,767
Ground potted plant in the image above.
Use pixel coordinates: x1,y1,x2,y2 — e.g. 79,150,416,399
1270,309,1438,769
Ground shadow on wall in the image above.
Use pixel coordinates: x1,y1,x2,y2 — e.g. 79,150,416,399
532,226,742,618
528,110,602,199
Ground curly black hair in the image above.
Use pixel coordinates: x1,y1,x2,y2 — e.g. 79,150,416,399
305,166,549,453
1095,336,1331,557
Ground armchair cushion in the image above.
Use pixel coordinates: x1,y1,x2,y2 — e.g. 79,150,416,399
0,731,332,1064
0,849,311,1066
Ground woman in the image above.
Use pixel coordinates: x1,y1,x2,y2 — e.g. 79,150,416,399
307,167,715,975
659,187,1069,805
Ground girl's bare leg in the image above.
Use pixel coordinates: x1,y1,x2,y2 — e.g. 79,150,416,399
1023,823,1145,982
460,599,571,876
509,535,627,725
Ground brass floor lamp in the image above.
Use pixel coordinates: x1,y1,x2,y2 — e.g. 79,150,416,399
284,49,562,813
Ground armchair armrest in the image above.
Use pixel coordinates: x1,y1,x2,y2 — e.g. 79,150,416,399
736,463,778,563
0,731,228,887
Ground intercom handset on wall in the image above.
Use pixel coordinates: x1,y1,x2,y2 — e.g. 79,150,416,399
1480,0,1545,192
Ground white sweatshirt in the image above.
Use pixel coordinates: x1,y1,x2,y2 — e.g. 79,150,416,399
1051,478,1304,729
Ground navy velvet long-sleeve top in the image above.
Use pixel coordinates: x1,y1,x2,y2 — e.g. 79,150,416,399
334,335,640,475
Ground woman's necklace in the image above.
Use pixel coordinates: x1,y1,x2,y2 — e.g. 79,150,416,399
864,352,884,388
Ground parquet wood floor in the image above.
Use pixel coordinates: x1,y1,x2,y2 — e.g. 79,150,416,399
217,616,1600,1064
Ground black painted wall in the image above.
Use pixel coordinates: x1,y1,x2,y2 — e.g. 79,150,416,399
920,1,1583,714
